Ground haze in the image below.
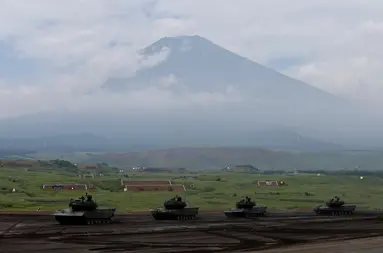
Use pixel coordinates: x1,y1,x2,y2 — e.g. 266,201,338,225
1,0,383,149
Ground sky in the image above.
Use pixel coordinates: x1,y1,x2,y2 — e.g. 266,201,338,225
1,0,383,119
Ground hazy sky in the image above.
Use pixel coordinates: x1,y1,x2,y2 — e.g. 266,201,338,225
0,0,382,119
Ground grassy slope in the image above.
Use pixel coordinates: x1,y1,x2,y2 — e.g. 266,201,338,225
1,167,382,212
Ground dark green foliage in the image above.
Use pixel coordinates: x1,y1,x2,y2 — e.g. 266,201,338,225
22,191,37,197
298,169,383,177
0,203,13,209
203,186,215,192
64,167,79,174
95,180,124,192
50,159,77,168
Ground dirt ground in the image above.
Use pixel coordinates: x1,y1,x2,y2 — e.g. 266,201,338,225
1,211,383,253
256,237,383,253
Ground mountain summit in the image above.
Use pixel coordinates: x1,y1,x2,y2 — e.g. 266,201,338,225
103,35,344,107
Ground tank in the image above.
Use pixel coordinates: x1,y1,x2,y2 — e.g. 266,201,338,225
151,195,199,220
224,196,267,218
52,194,116,225
313,196,356,215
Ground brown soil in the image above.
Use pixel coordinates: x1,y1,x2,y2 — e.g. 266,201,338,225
256,236,383,253
1,212,383,252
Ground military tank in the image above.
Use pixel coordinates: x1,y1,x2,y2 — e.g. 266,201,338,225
224,196,267,218
151,195,199,220
52,193,116,225
313,196,356,215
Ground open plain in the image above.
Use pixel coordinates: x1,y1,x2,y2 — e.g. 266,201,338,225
1,211,383,253
2,166,383,211
2,162,383,252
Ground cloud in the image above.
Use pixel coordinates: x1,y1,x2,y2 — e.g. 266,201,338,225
1,0,383,118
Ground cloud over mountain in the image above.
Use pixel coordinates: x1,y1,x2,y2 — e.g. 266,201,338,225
0,34,378,146
0,0,383,119
103,35,344,109
0,1,383,149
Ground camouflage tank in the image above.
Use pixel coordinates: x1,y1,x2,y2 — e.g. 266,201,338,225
224,196,267,218
313,196,356,215
151,195,199,220
52,193,116,225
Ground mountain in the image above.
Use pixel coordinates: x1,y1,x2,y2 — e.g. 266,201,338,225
0,35,380,149
101,35,366,142
0,133,109,153
103,35,346,108
0,130,342,153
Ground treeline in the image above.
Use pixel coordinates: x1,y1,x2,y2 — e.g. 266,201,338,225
297,169,383,177
50,159,77,168
0,149,36,157
259,169,383,177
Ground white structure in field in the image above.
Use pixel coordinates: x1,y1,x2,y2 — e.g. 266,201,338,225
256,180,280,187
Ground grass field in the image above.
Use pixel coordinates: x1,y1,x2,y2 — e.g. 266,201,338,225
1,167,382,212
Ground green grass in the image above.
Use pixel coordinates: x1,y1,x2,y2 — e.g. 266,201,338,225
0,167,382,212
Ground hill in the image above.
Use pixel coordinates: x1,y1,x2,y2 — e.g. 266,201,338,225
84,147,383,171
0,129,342,153
0,133,108,153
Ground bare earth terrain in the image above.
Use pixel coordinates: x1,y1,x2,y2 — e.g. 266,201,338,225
1,211,383,253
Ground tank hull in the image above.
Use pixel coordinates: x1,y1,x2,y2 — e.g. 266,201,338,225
224,206,267,218
313,204,356,215
151,207,199,220
53,208,116,225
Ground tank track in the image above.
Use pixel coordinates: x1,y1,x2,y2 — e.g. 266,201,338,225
314,210,354,216
250,212,266,216
55,216,113,225
151,214,198,220
225,212,266,219
84,218,113,225
176,215,197,220
242,212,267,218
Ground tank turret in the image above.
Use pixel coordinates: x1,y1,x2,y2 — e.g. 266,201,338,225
236,196,255,209
69,194,98,211
325,196,345,208
163,195,187,210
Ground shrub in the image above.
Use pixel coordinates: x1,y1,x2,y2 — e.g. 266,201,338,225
203,187,215,192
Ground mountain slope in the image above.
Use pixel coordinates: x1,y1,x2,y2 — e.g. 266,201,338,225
1,35,376,149
0,129,342,153
0,133,108,152
85,147,383,171
103,35,345,107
